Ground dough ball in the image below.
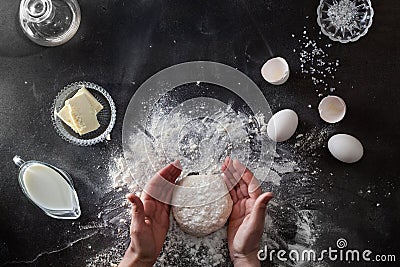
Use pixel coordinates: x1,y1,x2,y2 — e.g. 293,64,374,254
171,174,233,237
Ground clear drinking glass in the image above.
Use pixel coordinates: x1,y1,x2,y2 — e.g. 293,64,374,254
19,0,81,46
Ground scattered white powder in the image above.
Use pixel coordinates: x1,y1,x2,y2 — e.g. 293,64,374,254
294,126,334,156
286,210,321,265
109,155,138,192
294,26,341,95
156,219,230,266
123,105,276,191
85,102,321,266
271,160,299,175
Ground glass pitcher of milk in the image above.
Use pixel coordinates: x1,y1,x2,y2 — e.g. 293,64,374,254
13,155,81,219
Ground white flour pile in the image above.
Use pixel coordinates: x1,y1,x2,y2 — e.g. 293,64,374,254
123,104,275,189
86,102,322,266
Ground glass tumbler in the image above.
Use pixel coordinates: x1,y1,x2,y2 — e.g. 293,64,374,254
19,0,81,46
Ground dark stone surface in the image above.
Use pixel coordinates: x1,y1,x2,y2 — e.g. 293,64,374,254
0,0,399,266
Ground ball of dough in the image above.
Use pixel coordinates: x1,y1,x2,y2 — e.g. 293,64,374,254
171,174,233,237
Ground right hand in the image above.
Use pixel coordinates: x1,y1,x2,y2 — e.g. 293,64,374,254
222,157,273,267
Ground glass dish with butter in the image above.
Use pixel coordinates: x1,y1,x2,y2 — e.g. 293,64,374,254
52,81,116,146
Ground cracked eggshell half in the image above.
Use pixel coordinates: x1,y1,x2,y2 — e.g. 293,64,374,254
267,109,298,142
261,57,290,85
328,134,363,163
318,95,346,123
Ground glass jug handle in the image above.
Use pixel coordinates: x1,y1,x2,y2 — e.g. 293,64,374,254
13,155,26,168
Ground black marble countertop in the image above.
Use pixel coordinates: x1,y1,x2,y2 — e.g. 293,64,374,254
0,0,399,266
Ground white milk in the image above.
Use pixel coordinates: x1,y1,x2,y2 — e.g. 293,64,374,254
22,164,74,210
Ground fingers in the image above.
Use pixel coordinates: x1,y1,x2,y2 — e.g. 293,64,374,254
226,158,243,183
222,173,238,203
158,159,182,183
237,179,249,198
248,192,274,226
222,157,262,199
222,157,241,189
232,160,261,197
222,165,240,190
142,160,182,203
126,193,145,230
222,157,242,203
221,157,229,171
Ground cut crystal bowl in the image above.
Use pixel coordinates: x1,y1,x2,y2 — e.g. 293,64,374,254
317,0,374,43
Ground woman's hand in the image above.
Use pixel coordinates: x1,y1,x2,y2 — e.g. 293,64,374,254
119,160,182,267
222,157,273,267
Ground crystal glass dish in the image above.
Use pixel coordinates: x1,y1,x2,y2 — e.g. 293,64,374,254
317,0,374,43
52,81,116,146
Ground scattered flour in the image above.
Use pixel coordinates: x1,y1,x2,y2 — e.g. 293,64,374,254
294,126,335,156
123,104,276,191
85,102,321,266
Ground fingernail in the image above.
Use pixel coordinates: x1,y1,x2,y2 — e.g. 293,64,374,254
132,202,137,212
248,180,260,193
172,159,182,170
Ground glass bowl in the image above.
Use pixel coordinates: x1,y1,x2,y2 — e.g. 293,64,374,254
317,0,374,43
51,81,116,146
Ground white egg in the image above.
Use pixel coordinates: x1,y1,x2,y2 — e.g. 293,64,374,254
328,134,363,163
261,57,290,85
267,109,298,142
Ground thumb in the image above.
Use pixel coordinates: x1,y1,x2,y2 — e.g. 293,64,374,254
249,192,274,225
126,193,145,230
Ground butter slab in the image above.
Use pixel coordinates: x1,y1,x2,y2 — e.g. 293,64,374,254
56,105,79,133
73,86,103,114
68,93,100,135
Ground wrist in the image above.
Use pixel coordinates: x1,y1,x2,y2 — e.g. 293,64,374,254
119,246,154,267
119,258,153,267
232,252,260,267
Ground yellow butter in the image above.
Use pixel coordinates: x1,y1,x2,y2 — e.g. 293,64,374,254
56,105,78,133
68,93,100,135
73,86,103,114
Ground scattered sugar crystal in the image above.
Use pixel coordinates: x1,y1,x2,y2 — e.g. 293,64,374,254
294,27,342,97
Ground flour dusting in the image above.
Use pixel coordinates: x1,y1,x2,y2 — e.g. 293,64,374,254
85,98,322,266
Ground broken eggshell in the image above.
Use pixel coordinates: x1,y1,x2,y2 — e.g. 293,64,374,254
267,109,298,142
261,57,290,85
328,134,363,163
318,95,346,123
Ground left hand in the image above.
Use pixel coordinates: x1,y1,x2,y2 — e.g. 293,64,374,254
119,160,182,267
